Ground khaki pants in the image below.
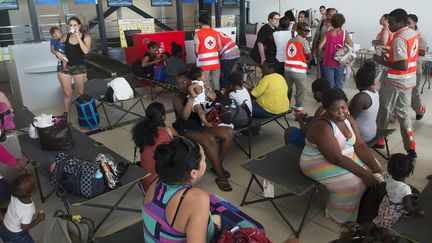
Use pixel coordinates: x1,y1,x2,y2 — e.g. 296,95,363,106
377,81,414,151
285,71,307,107
204,69,221,91
411,71,423,114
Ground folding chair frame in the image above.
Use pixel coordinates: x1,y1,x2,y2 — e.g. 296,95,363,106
150,81,177,100
238,62,259,88
240,174,317,238
97,97,146,129
372,136,391,161
234,114,291,159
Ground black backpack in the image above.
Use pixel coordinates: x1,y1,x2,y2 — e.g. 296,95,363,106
75,94,100,130
219,101,252,128
50,153,106,198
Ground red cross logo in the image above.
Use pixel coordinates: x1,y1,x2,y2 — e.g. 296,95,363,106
287,44,297,57
207,39,214,46
204,36,216,49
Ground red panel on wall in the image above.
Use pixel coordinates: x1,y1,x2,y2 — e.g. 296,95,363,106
125,30,186,65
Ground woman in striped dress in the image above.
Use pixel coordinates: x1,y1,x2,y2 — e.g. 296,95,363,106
300,88,383,223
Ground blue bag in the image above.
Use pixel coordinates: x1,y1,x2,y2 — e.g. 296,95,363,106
75,94,100,129
154,65,166,82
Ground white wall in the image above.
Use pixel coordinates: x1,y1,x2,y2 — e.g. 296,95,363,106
250,0,432,49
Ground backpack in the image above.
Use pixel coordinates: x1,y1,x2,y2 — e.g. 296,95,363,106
219,102,252,128
50,153,106,198
154,65,166,82
0,101,15,142
105,77,134,103
75,95,100,129
43,210,94,243
217,227,272,243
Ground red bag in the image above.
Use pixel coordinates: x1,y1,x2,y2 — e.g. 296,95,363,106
217,227,272,243
206,107,222,126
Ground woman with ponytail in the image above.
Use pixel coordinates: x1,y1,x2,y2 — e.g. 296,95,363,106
132,102,176,190
349,60,380,143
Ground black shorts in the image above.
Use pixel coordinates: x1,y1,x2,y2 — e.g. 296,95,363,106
59,64,87,75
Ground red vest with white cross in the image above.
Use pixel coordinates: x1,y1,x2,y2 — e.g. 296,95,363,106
196,28,220,70
387,27,419,88
284,40,308,73
219,32,240,60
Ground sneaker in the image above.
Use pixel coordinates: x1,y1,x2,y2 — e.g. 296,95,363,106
373,139,385,149
407,149,417,159
416,106,426,120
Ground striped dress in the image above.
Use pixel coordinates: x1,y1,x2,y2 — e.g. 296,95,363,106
300,118,367,223
142,180,215,242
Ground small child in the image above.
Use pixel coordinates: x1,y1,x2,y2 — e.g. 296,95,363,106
285,78,330,147
373,154,422,228
187,67,215,127
141,41,163,79
49,26,68,71
228,71,253,114
0,174,45,243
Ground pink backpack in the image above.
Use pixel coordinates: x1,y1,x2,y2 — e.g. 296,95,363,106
0,102,15,139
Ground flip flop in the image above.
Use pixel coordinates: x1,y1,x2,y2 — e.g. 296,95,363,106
215,178,232,192
210,168,231,179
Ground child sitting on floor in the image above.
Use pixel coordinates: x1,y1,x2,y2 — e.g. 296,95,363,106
0,174,45,243
373,154,423,228
284,78,330,147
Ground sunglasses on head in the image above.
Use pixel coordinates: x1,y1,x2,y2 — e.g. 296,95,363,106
299,28,311,33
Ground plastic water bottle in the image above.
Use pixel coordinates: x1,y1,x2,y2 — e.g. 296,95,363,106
230,100,237,109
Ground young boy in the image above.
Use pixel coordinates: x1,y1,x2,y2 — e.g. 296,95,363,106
284,78,330,146
0,174,45,243
228,71,252,114
49,26,68,71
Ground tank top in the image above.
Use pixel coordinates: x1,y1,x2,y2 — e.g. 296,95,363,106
173,93,202,133
323,30,345,67
65,33,86,66
142,180,215,242
355,90,379,143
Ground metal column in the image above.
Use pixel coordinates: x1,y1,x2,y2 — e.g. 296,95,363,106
239,0,246,45
27,0,41,41
175,0,184,30
215,0,221,27
96,0,108,55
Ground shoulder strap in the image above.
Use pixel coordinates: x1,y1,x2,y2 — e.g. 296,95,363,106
164,126,174,140
170,187,192,227
66,33,71,43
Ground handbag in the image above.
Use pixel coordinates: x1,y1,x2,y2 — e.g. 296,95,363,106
334,30,356,66
35,113,74,150
0,101,16,142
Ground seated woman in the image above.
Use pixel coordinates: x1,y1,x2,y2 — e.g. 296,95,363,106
143,137,216,242
173,73,234,192
166,42,187,85
285,78,330,147
250,60,289,118
300,88,383,224
349,61,379,143
132,41,163,79
132,102,176,191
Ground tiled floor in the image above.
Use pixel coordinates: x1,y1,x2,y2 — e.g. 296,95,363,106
2,64,432,242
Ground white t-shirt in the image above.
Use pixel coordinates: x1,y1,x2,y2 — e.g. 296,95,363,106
273,30,291,62
386,176,412,205
229,87,253,114
3,196,35,233
191,80,209,113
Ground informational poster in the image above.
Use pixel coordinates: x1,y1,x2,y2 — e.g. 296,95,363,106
118,19,155,48
222,0,237,6
211,15,236,28
0,0,19,10
36,0,60,5
151,0,172,6
74,0,96,4
107,0,132,7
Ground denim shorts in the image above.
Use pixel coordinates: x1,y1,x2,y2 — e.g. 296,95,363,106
0,223,35,243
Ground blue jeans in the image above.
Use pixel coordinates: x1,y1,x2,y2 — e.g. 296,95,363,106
252,99,274,118
0,223,35,243
319,60,326,79
219,58,239,89
323,66,345,89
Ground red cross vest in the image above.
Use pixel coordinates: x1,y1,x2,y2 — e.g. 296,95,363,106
196,28,220,70
219,32,240,60
284,40,308,73
376,27,394,48
386,27,419,88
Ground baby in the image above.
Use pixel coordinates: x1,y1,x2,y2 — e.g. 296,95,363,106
187,67,214,127
50,26,68,71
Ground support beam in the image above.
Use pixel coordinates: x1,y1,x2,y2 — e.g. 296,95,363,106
239,0,246,45
175,0,184,30
27,0,41,41
127,5,174,31
89,7,119,30
96,0,108,55
215,0,221,27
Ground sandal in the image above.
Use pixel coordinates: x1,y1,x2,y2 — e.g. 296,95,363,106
210,168,231,178
215,178,232,192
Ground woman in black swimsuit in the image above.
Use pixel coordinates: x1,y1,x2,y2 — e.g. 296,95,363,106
58,16,92,122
